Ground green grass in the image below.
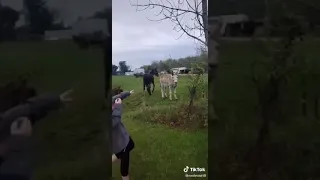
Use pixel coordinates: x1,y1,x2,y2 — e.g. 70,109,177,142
8,38,320,179
0,41,110,179
112,75,208,179
212,40,320,179
0,40,208,180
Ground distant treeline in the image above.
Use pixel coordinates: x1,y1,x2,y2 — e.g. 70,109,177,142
210,0,320,25
0,0,110,42
112,51,208,75
140,52,208,73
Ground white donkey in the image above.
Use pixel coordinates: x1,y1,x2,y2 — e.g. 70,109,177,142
159,71,178,100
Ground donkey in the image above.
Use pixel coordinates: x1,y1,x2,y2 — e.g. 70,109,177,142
159,71,178,100
143,68,159,95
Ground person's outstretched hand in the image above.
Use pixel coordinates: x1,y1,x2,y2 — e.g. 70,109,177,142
60,89,73,103
115,98,122,104
10,117,32,136
130,90,134,94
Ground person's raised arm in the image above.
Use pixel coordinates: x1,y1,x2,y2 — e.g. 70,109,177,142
0,89,73,141
23,89,73,123
0,90,73,179
112,90,134,103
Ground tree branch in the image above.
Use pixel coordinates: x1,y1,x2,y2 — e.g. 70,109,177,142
130,0,207,46
130,0,202,16
174,14,206,45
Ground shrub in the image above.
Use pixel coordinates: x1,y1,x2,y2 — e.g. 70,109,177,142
130,99,208,130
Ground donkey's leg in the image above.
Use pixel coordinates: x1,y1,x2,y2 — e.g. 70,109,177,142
174,86,178,99
147,84,152,95
160,85,165,99
164,86,168,97
169,86,172,100
143,81,146,95
152,80,155,93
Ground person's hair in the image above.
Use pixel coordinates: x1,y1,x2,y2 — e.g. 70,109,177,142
112,86,123,96
0,78,37,113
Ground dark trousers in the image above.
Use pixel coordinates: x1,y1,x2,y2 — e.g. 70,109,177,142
115,137,135,176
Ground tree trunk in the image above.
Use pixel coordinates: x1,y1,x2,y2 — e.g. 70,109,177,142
252,80,279,179
201,0,208,44
256,90,278,149
188,87,196,108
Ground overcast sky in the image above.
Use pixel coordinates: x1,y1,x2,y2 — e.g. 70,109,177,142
2,0,110,25
112,0,203,69
3,0,203,69
47,0,111,25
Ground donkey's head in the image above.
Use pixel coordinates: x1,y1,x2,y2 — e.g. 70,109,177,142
150,68,159,77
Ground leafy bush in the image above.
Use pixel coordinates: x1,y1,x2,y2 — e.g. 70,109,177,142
130,100,208,130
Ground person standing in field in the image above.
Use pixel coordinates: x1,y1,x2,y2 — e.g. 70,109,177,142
112,89,135,180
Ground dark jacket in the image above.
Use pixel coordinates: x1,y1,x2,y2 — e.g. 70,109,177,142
112,91,130,103
112,92,131,154
0,94,62,178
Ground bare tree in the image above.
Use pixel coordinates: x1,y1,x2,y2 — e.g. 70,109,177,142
130,0,222,71
130,0,221,120
130,0,208,46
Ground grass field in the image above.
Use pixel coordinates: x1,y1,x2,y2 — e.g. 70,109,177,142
0,41,110,179
112,75,208,179
212,40,320,179
3,39,319,179
0,40,208,180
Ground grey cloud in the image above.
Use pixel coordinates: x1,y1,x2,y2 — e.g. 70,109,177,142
4,0,201,68
112,0,197,35
2,0,110,25
112,0,202,68
48,0,111,25
113,43,198,68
